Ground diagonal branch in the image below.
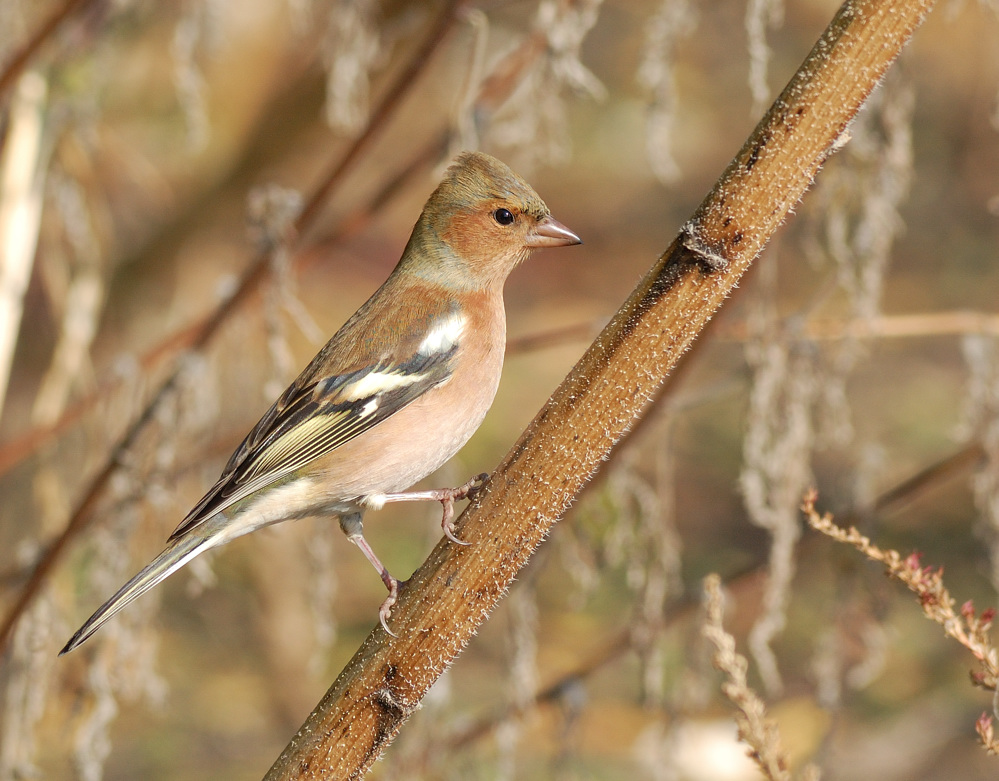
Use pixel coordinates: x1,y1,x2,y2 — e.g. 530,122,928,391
262,0,936,778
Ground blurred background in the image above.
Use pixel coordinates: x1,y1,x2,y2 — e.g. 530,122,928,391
1,0,999,778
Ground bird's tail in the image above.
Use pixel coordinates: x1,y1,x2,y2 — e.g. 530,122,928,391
60,531,215,655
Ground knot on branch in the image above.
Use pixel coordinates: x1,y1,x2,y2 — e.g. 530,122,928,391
680,220,732,273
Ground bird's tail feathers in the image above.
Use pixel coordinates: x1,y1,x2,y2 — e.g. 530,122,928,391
60,532,214,655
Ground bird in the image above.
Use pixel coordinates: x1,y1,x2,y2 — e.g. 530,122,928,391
61,151,581,654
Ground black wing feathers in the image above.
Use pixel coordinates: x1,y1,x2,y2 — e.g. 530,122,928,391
168,342,457,541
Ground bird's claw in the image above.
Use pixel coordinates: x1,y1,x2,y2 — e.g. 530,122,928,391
464,473,489,499
440,472,488,546
442,518,472,546
379,579,401,638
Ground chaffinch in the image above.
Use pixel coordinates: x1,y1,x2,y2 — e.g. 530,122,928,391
61,151,580,654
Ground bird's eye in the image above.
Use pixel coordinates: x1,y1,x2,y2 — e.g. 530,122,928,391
493,208,515,226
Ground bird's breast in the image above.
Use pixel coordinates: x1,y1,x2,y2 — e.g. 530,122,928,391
309,291,507,501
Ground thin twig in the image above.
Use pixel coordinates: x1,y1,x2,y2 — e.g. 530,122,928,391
504,319,604,356
717,311,999,342
446,631,633,751
873,442,984,516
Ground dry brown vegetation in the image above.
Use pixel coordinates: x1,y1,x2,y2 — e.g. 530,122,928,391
1,1,999,779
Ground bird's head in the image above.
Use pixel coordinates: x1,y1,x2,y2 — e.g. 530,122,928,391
406,151,581,290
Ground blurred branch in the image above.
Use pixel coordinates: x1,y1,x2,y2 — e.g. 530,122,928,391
0,72,48,423
718,311,999,341
873,442,984,516
0,0,464,655
0,0,92,102
448,630,633,750
300,136,447,266
264,0,936,778
289,2,461,236
504,318,605,355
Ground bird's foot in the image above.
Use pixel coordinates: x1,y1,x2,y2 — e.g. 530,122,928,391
378,578,401,638
438,473,488,545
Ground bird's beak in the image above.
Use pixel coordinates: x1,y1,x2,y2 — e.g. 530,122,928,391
525,215,582,249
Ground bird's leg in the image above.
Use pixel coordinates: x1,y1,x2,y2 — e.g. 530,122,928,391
379,473,488,545
338,511,400,637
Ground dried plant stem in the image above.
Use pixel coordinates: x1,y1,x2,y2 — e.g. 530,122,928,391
264,1,935,778
0,0,463,655
802,491,999,755
803,492,999,690
703,574,795,781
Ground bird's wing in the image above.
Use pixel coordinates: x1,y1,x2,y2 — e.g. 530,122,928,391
168,323,461,541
